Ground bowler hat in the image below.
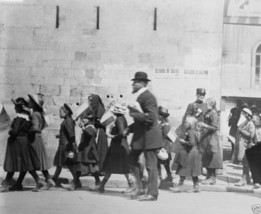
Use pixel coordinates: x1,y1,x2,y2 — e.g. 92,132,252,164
131,71,151,82
63,103,73,116
158,106,169,117
196,88,206,95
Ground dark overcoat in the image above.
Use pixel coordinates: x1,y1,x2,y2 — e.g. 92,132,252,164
129,90,163,150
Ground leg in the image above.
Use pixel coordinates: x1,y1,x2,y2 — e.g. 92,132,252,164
144,149,159,197
90,173,111,193
129,150,144,198
163,159,173,182
29,170,46,192
0,172,15,192
122,174,135,193
52,166,62,182
10,171,26,191
93,173,101,186
42,170,55,190
192,176,200,192
157,161,163,181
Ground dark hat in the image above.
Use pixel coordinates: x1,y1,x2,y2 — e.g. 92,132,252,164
12,97,30,113
28,94,43,112
12,97,29,107
131,71,151,82
158,106,169,117
63,103,73,116
196,88,206,95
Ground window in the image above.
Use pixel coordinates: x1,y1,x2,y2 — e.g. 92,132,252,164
252,43,261,88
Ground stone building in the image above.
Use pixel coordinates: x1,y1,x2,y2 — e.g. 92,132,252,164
0,0,241,164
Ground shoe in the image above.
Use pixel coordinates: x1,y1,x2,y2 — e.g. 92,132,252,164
32,180,46,192
254,183,261,189
201,178,216,185
0,186,9,192
42,179,55,190
9,184,23,191
169,185,184,193
122,186,136,194
130,190,145,200
89,185,104,193
234,179,247,187
138,194,158,201
61,183,75,191
193,184,200,193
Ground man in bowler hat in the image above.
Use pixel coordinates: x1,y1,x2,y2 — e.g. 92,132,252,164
182,88,208,123
127,71,163,201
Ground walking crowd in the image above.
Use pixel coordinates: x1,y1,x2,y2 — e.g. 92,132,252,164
1,71,261,202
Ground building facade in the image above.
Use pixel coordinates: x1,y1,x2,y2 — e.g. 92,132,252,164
0,0,225,164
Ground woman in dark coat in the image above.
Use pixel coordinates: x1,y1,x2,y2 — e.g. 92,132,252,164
170,116,201,192
85,94,108,185
1,98,42,192
53,104,78,187
90,102,132,193
62,111,99,191
28,94,55,191
198,98,222,185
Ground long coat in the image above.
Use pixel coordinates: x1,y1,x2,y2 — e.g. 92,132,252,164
30,111,51,170
53,116,76,167
129,90,163,150
4,116,40,172
176,129,202,177
76,124,99,175
201,110,223,169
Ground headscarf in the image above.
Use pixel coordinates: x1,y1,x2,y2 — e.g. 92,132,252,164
88,94,105,119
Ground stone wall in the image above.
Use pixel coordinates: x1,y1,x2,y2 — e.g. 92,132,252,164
0,0,224,164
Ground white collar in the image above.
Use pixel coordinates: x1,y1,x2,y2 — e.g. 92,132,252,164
17,113,29,121
135,87,148,97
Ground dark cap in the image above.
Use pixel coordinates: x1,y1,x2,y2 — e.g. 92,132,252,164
196,88,206,95
63,103,73,116
12,97,30,113
158,106,169,117
131,71,151,82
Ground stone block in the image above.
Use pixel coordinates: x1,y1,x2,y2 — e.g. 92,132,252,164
32,76,64,85
40,84,61,96
74,51,87,61
1,5,44,28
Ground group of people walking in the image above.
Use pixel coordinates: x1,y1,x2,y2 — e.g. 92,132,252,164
1,71,260,202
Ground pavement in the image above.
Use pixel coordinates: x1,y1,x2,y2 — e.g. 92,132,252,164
0,143,261,194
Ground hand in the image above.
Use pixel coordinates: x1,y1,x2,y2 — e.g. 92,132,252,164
123,128,129,136
245,142,254,149
79,122,84,128
178,138,188,144
197,122,206,128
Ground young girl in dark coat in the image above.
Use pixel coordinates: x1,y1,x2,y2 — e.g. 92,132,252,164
0,98,42,192
171,116,201,193
90,102,132,193
53,104,78,187
62,111,99,191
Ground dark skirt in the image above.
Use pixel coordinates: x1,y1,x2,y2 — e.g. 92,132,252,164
30,133,51,170
102,138,130,174
4,136,40,172
96,128,108,172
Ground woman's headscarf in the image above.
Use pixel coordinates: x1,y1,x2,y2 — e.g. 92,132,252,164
88,94,105,119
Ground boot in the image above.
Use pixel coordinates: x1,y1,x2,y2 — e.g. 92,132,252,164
32,180,46,192
42,178,55,190
201,177,216,185
0,180,10,192
122,180,135,194
89,177,108,193
61,182,75,191
9,183,23,191
193,183,200,193
235,175,247,187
